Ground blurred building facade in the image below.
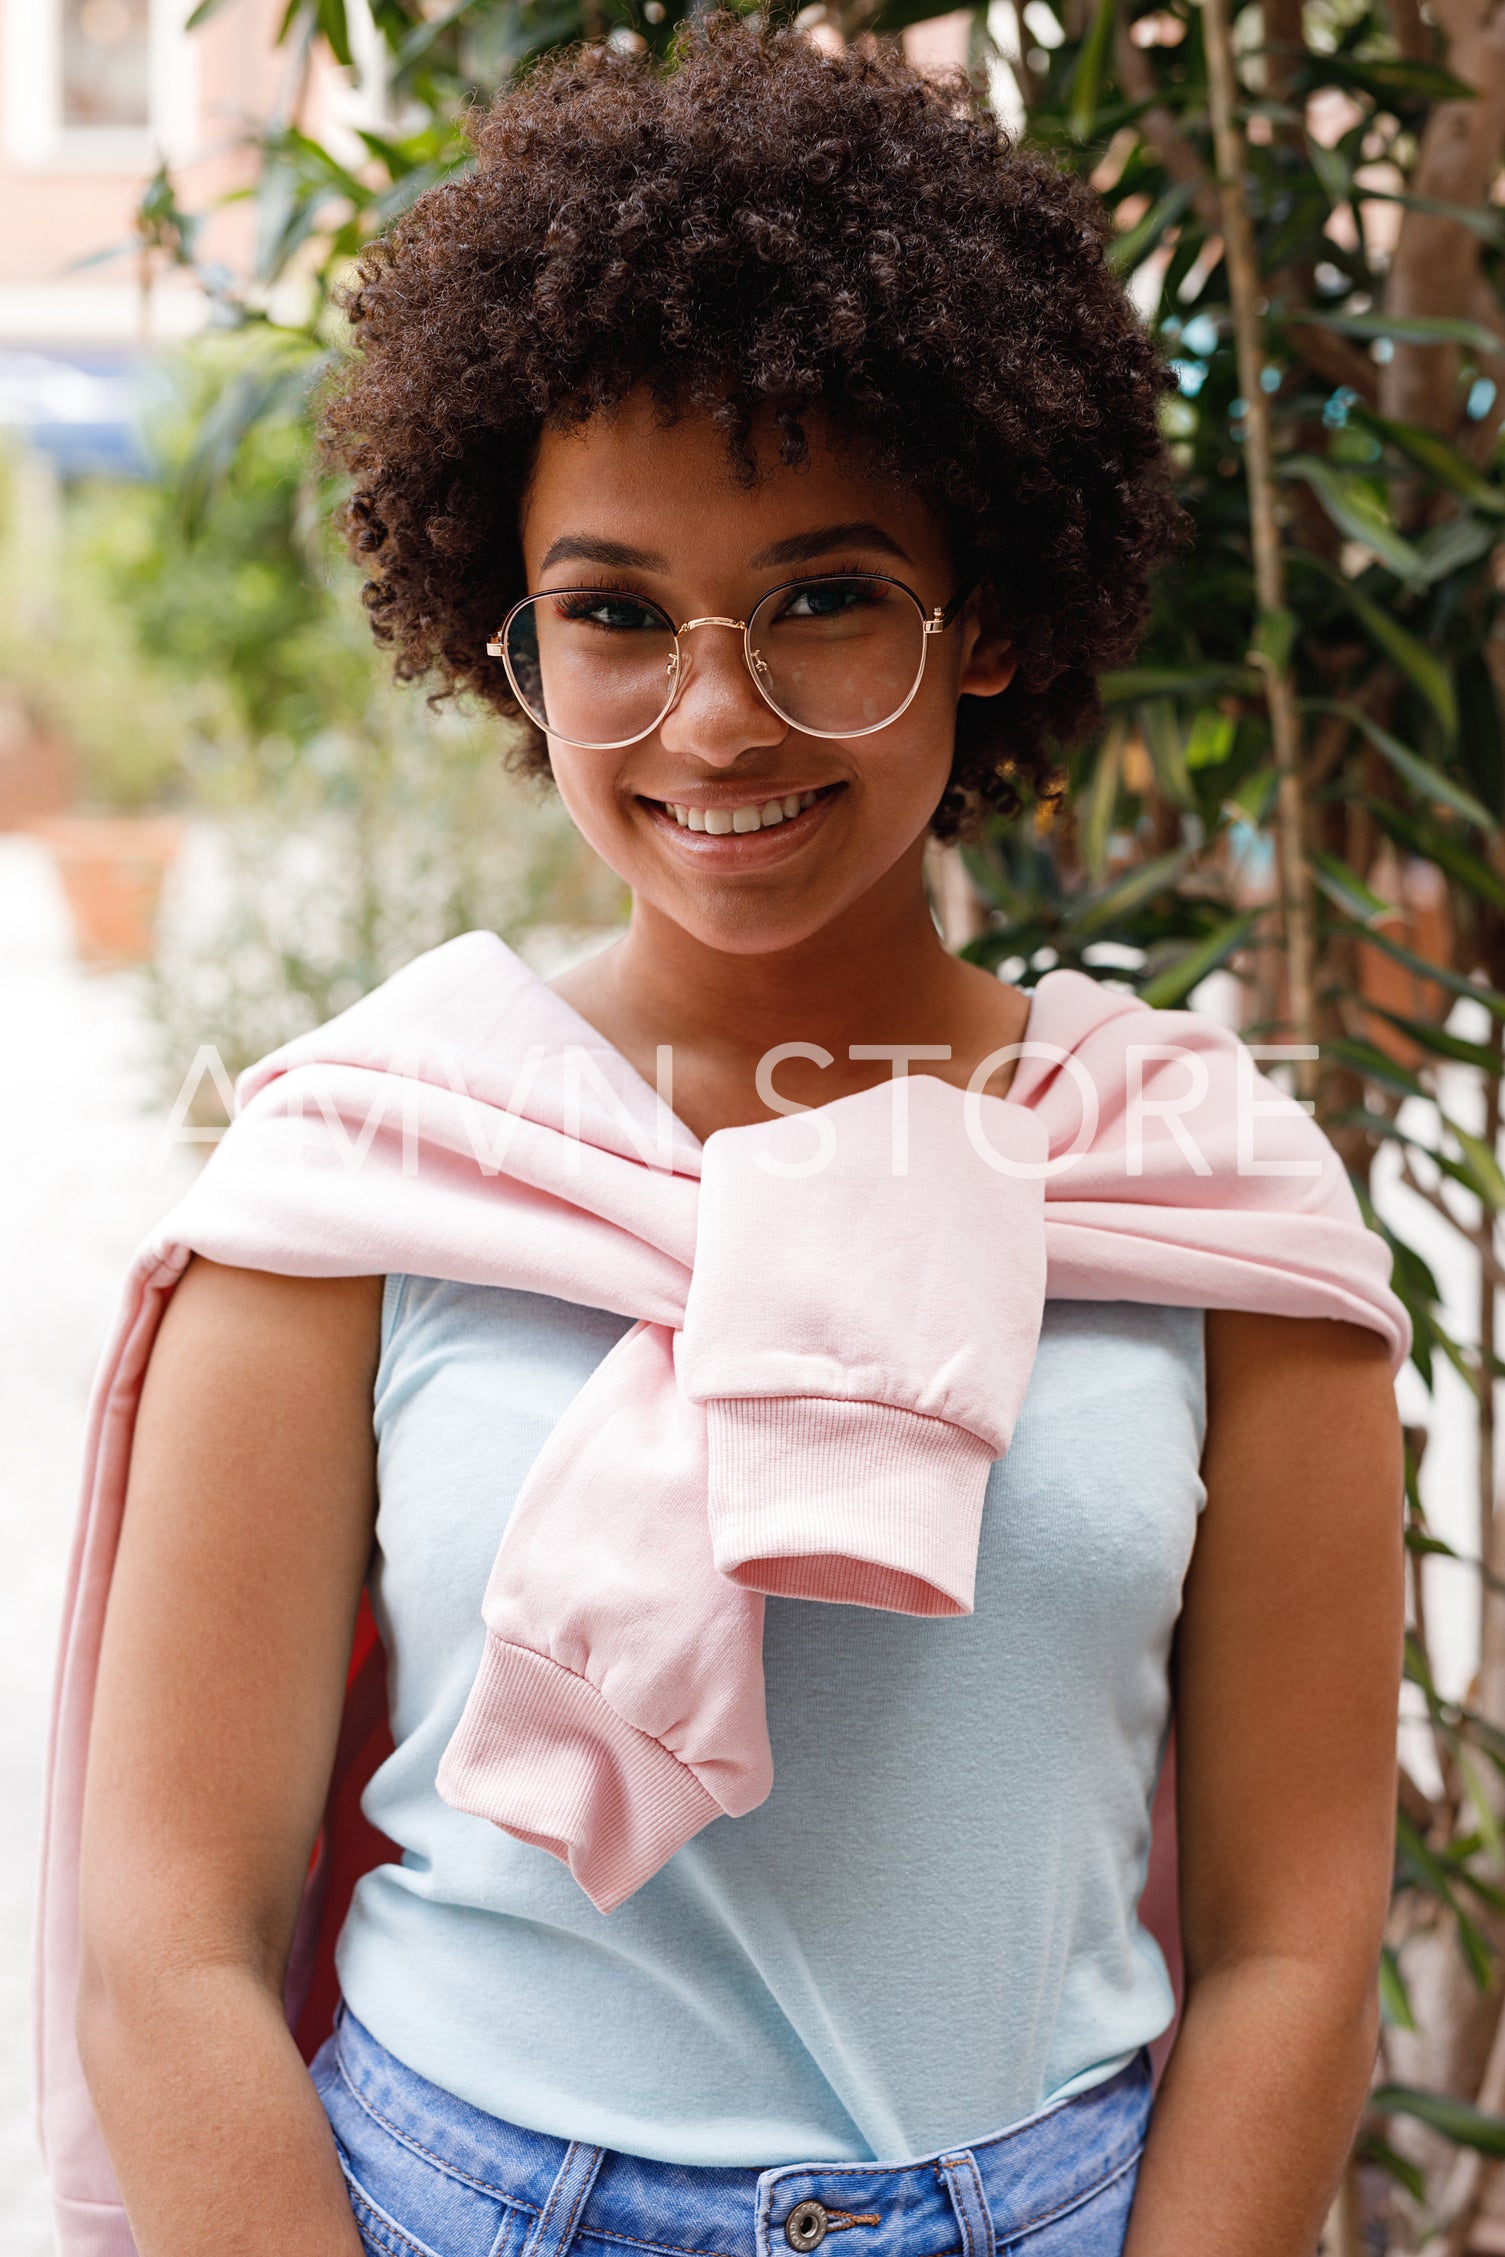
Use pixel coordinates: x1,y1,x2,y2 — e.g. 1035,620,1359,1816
0,0,372,470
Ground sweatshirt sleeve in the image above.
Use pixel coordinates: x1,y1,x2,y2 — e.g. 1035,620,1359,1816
677,1075,1051,1616
437,1318,772,1914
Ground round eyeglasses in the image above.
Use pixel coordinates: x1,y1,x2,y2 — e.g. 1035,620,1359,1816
486,573,972,751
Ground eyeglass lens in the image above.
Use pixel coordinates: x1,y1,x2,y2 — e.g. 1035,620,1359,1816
502,577,928,746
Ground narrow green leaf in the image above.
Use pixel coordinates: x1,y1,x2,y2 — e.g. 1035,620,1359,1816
1225,765,1277,826
1302,310,1503,354
1185,709,1236,770
1378,1948,1418,2032
1100,663,1253,702
1142,698,1195,809
1355,411,1505,514
1361,1113,1505,1211
1417,515,1496,583
1079,722,1122,883
1367,1006,1501,1072
1402,1633,1439,1699
1305,700,1495,830
1458,1749,1505,1864
1393,1816,1496,1987
1107,180,1196,274
1304,137,1350,209
1407,1529,1505,1602
1359,189,1505,249
1354,2130,1425,2203
1253,606,1297,674
394,0,477,73
1063,848,1189,940
186,0,238,25
316,0,354,65
1372,2087,1505,2157
1309,848,1397,928
1357,925,1505,1020
1365,797,1505,912
1285,456,1429,586
1447,1119,1505,1209
1322,1034,1426,1103
1139,912,1257,1007
1303,54,1479,103
1321,577,1458,737
1069,0,1118,140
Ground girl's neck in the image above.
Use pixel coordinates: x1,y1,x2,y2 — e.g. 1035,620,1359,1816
552,845,1029,1138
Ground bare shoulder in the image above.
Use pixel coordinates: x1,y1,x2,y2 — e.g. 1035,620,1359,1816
121,1252,385,1643
144,1255,385,1409
110,1255,385,1757
1204,1308,1400,1449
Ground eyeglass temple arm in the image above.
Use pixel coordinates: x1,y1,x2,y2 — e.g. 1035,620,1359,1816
926,578,981,635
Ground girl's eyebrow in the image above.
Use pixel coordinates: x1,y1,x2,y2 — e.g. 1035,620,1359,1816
536,521,913,576
538,534,670,572
749,521,913,568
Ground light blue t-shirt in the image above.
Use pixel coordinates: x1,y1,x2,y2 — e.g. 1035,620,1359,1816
337,1283,1206,2166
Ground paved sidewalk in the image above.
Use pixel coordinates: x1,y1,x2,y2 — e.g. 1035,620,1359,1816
0,838,196,2257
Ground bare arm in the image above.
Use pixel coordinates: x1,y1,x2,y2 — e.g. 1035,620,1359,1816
77,1255,384,2257
1124,1312,1404,2255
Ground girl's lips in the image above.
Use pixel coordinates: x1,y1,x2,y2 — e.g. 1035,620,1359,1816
639,782,845,863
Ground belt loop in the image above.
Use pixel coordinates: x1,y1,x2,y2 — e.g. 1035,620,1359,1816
938,2150,996,2257
516,2141,606,2257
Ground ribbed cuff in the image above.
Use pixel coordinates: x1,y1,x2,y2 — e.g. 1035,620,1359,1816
436,1636,721,1914
705,1397,995,1616
52,2197,141,2257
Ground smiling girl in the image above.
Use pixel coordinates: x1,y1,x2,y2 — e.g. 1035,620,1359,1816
64,24,1404,2257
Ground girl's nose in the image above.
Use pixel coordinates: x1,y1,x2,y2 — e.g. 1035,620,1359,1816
658,625,788,767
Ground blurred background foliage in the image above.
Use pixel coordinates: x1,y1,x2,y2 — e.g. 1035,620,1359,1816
10,0,1499,2239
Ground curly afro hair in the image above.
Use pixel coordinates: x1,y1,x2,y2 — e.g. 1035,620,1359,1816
321,19,1180,839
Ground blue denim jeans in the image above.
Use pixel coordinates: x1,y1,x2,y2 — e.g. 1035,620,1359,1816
311,2010,1152,2257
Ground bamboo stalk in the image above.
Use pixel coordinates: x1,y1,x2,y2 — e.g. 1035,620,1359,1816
1199,0,1318,1079
1418,1964,1505,2256
1479,1015,1502,1707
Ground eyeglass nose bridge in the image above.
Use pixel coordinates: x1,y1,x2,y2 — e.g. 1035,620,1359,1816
664,614,775,719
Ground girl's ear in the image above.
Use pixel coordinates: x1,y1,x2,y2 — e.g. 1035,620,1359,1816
959,622,1017,701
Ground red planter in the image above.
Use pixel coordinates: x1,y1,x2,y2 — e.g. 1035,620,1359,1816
32,813,186,966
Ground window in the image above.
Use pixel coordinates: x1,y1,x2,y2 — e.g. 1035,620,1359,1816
3,0,194,171
61,0,151,131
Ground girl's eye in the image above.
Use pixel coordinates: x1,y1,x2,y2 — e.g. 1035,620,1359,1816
552,592,665,632
777,577,884,622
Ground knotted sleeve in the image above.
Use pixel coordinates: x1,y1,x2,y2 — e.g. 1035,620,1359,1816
678,1076,1051,1616
437,1320,773,1913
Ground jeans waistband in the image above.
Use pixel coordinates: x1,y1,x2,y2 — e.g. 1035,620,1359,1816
313,2009,1153,2257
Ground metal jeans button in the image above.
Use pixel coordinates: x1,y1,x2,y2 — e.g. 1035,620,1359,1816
785,2201,829,2252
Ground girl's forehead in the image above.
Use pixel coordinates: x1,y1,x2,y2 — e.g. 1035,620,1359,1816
521,394,946,570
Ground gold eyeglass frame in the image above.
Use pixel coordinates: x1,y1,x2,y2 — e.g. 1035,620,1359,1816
485,572,975,752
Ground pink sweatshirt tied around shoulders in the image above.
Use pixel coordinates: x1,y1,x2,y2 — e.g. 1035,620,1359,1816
37,932,1409,2256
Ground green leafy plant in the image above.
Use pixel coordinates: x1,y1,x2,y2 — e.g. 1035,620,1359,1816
137,0,1505,2243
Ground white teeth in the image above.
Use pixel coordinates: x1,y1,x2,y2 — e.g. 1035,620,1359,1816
663,789,826,835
